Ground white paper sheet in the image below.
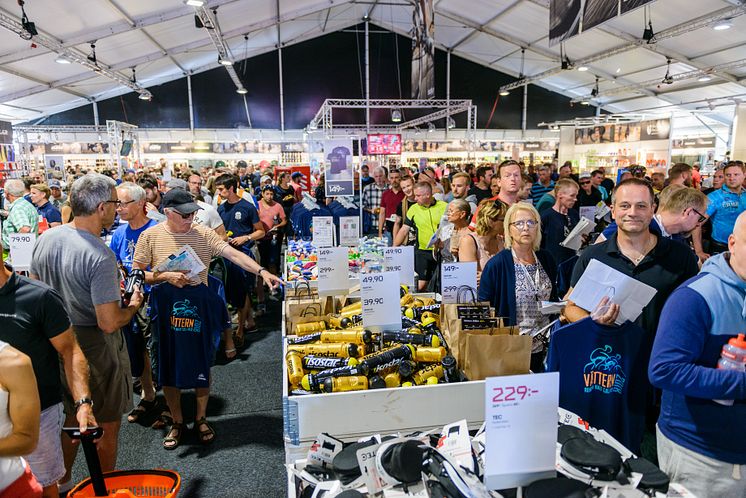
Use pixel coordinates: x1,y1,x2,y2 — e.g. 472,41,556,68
560,217,595,251
153,244,206,281
569,259,657,325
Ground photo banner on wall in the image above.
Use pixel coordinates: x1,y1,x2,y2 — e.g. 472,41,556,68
574,119,670,145
550,0,655,46
324,138,354,197
0,121,12,144
411,0,435,99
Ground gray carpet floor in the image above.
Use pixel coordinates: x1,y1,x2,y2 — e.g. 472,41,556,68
70,306,286,498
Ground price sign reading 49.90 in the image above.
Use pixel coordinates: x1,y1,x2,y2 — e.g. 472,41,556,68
383,246,414,288
360,271,401,332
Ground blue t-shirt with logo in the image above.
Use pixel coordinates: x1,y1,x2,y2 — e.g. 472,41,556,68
218,198,260,255
546,317,648,452
150,283,230,389
706,186,746,244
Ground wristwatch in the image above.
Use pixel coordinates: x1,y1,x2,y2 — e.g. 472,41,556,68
74,398,94,411
257,267,266,276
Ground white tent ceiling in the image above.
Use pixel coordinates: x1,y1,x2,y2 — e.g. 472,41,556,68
0,0,743,130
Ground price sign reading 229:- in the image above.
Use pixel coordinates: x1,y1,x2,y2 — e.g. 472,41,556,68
360,271,401,332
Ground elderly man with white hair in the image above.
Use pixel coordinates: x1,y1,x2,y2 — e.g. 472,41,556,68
362,165,389,235
1,179,38,252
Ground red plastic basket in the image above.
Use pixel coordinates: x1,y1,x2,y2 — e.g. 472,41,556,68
68,469,181,498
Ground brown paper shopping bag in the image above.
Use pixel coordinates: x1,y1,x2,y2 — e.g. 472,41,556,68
440,302,494,363
462,326,531,380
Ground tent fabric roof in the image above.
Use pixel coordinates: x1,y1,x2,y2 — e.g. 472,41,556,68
0,0,744,128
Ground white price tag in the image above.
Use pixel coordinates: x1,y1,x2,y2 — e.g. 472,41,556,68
383,246,415,288
440,262,477,304
356,444,385,494
360,271,402,332
317,247,348,297
9,232,36,271
484,372,559,490
312,216,335,248
339,216,359,246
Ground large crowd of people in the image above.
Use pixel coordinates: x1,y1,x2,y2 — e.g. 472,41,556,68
0,157,744,497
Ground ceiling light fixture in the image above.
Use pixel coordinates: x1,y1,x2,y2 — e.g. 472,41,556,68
218,56,233,66
577,66,589,72
590,77,600,98
661,58,674,85
55,55,71,64
499,89,510,96
87,43,98,66
17,0,37,40
713,19,732,31
427,122,435,133
391,109,402,123
184,0,205,6
236,87,248,95
698,75,713,82
138,93,152,101
580,99,590,106
447,116,456,129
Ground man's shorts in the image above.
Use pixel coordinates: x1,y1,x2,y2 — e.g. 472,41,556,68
414,249,438,283
63,326,133,423
25,403,64,488
223,257,255,308
0,462,43,498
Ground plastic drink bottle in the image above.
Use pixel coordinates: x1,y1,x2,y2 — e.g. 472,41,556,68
380,331,439,347
359,344,415,375
288,343,358,358
320,376,369,393
302,356,358,370
715,334,746,406
295,321,327,336
412,364,444,385
441,355,460,383
320,330,372,345
414,346,447,363
286,351,305,387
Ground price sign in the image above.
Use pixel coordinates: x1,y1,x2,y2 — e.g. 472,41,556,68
339,216,359,246
441,262,477,304
312,216,335,247
484,373,559,490
383,246,415,289
360,271,402,332
9,232,36,271
317,247,348,297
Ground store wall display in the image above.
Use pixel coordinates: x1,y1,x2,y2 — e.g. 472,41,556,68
550,0,655,45
401,139,558,153
574,119,671,145
671,136,716,149
30,26,595,131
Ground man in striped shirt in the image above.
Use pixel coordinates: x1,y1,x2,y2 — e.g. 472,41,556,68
530,164,555,206
1,179,38,254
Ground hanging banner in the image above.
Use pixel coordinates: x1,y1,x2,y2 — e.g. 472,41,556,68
0,121,13,144
411,0,435,99
324,138,354,198
550,0,654,46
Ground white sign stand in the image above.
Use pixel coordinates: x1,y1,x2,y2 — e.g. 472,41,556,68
9,232,36,272
317,247,348,297
312,216,335,248
484,372,559,490
383,246,415,290
360,271,402,332
441,262,478,304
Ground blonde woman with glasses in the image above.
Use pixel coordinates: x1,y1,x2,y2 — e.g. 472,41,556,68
477,203,558,372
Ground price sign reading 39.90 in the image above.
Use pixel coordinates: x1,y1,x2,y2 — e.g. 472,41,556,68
360,271,401,332
383,246,415,288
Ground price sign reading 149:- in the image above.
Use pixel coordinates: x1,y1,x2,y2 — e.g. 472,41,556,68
360,271,401,332
317,247,348,297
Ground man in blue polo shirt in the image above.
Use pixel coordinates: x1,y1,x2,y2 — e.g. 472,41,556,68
693,161,746,260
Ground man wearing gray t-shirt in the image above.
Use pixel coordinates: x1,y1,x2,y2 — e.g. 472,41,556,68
30,173,143,492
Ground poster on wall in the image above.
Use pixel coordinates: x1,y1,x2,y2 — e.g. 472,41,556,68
549,0,654,45
324,138,354,197
411,0,435,99
44,155,63,173
0,120,12,144
574,119,670,145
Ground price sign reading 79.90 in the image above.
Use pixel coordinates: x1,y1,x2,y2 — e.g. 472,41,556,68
360,271,401,332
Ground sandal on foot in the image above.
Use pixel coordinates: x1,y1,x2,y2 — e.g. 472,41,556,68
224,348,237,360
151,409,173,430
195,417,216,445
127,398,157,423
163,422,183,450
233,332,244,349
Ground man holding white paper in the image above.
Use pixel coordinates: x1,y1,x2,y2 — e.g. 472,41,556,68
563,179,698,337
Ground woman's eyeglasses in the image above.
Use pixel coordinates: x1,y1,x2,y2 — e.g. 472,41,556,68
510,219,538,230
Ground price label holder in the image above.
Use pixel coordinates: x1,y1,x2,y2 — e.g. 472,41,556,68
317,247,349,297
441,262,477,304
339,216,360,246
484,372,559,490
383,246,415,289
9,232,36,272
360,271,402,332
312,216,335,248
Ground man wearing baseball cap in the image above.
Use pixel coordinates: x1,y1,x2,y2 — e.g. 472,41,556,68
133,187,282,449
48,180,67,210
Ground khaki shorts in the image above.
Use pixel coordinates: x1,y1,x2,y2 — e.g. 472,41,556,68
62,326,133,423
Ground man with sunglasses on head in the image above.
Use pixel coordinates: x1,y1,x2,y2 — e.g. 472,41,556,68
30,173,144,492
